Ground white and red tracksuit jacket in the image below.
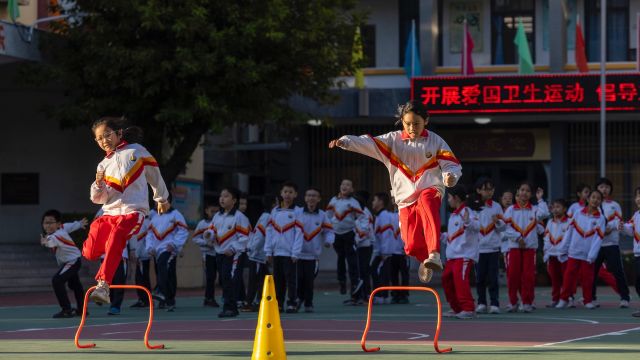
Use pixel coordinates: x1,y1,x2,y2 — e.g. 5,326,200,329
264,205,301,257
441,205,480,262
133,217,151,260
42,221,84,265
336,130,462,209
601,199,622,247
390,211,405,255
561,208,605,262
621,210,640,257
145,209,189,257
292,207,335,260
248,212,270,264
478,200,506,253
503,201,549,249
326,195,365,235
192,218,216,257
204,209,251,255
543,216,571,262
355,207,375,248
373,209,396,257
567,201,585,218
90,142,169,216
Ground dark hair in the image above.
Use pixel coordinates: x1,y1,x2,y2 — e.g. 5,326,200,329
353,190,370,209
221,187,241,209
42,209,62,223
551,198,568,209
395,100,429,126
447,184,467,203
281,180,298,192
474,176,494,191
595,177,613,194
374,192,390,208
305,186,322,196
575,183,590,197
92,116,144,144
465,190,484,211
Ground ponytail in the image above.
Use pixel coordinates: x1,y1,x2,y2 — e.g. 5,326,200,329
91,116,144,144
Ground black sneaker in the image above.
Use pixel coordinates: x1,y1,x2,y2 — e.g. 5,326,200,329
343,299,355,306
166,305,176,312
130,300,149,308
339,282,347,295
72,308,89,317
152,291,166,302
203,299,220,308
218,310,239,318
239,304,254,312
285,305,298,313
52,309,75,318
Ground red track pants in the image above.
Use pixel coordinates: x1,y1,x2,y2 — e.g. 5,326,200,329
561,257,595,304
83,212,143,284
442,258,475,312
598,265,619,294
398,188,441,263
546,256,567,302
507,248,536,306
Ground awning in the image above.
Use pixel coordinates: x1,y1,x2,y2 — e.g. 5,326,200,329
0,20,42,64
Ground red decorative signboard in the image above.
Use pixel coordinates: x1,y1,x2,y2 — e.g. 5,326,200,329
410,74,640,114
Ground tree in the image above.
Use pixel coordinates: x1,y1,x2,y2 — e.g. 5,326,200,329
31,0,362,185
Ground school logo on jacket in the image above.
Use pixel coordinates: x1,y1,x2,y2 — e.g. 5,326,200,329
425,151,433,158
130,154,137,162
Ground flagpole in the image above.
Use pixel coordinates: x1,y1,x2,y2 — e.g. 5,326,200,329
411,19,416,77
463,19,468,75
599,0,606,177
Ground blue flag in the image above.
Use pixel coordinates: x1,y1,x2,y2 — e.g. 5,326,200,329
403,20,422,79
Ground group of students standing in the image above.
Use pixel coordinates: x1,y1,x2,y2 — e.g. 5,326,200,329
439,177,640,319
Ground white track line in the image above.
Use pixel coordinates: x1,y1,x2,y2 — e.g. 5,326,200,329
100,328,429,340
535,326,640,347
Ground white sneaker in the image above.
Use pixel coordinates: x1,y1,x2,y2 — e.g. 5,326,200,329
489,305,500,314
505,304,518,313
419,253,443,283
522,304,534,313
517,303,524,312
555,300,568,309
475,304,487,313
620,300,630,308
568,298,576,308
592,300,600,308
584,302,596,309
456,311,476,319
89,280,111,305
443,309,458,318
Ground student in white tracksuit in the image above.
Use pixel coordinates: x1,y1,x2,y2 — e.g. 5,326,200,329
40,210,88,318
192,203,219,307
293,188,335,312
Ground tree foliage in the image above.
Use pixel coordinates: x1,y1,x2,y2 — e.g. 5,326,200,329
32,0,361,184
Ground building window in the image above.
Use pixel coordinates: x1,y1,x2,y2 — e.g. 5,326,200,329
361,24,376,68
491,0,535,65
585,0,629,61
1,173,39,205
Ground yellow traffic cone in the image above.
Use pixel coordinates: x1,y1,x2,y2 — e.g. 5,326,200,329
251,275,287,360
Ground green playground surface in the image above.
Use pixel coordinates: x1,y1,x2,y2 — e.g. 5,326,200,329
0,287,639,359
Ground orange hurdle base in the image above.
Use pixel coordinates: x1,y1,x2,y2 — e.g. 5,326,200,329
361,286,452,354
75,284,164,350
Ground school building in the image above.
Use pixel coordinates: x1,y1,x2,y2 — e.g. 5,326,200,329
227,0,640,220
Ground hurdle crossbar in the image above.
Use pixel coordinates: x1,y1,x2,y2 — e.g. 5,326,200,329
361,286,452,354
74,284,164,350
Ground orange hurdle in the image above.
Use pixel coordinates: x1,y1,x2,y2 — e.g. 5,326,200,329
361,286,452,354
75,285,164,350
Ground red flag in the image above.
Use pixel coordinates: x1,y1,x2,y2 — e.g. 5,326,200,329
461,20,475,75
575,20,589,73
